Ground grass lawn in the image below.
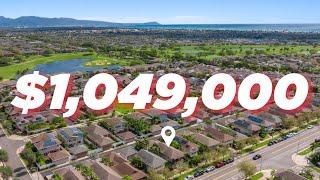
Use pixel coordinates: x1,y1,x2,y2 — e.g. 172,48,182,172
249,172,263,180
83,54,145,67
298,147,313,156
310,165,320,173
242,135,278,154
0,52,90,80
114,103,134,114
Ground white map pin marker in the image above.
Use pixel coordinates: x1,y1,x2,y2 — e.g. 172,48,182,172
161,126,176,147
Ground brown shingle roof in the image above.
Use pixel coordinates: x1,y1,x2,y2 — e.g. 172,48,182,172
47,149,69,162
205,126,234,143
84,124,114,147
117,131,136,141
92,161,122,180
54,166,85,180
192,133,220,147
275,170,307,180
153,141,185,161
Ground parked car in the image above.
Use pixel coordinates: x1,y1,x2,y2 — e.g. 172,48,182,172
308,125,314,129
226,158,234,164
268,141,274,146
315,138,320,143
193,170,204,177
184,175,194,180
253,154,262,160
282,136,288,141
215,162,225,168
223,158,234,164
205,166,215,172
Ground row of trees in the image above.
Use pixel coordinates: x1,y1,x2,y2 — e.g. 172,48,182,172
0,149,13,179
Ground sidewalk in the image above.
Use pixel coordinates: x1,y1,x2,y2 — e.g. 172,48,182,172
292,153,309,166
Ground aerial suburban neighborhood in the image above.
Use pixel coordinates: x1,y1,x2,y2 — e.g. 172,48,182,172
0,1,320,179
0,27,320,179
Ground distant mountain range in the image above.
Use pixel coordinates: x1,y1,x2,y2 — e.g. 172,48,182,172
0,16,160,28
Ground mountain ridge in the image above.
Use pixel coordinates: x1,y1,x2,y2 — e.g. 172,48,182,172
0,16,160,28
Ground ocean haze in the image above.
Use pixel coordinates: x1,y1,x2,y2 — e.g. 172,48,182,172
0,16,320,32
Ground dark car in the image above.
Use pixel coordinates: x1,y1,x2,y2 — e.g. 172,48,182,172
227,158,234,163
315,138,320,143
215,162,225,168
268,141,274,146
224,158,234,164
253,154,262,160
193,170,204,177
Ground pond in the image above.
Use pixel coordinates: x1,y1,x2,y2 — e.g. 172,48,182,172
33,59,102,74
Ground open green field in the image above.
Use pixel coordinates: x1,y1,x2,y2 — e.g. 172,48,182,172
86,44,320,66
1,44,319,81
83,54,144,67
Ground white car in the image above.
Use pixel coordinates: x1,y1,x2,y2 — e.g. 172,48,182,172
308,125,314,129
205,166,215,172
184,175,194,180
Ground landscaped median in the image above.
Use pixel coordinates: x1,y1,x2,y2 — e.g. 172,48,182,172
249,172,263,180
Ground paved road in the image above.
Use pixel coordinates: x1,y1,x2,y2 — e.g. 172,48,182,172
0,128,32,180
197,126,320,180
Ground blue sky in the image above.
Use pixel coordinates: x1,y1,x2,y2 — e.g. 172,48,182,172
1,0,319,24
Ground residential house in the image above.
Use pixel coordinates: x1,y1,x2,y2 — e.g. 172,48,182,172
31,133,61,155
183,116,201,124
153,141,185,162
69,144,89,159
103,117,126,133
191,133,220,149
91,161,122,180
257,112,282,127
205,126,235,145
128,112,152,122
84,124,114,150
175,136,199,156
150,124,162,136
52,166,85,180
136,150,166,171
165,108,185,119
47,149,70,166
233,119,261,136
275,170,307,180
159,120,180,129
117,131,136,143
141,108,169,123
57,127,84,147
102,152,147,180
116,146,138,160
193,109,210,120
15,113,47,131
246,115,275,131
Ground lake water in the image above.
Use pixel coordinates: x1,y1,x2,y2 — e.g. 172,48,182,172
33,59,102,74
130,24,320,32
32,58,124,75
